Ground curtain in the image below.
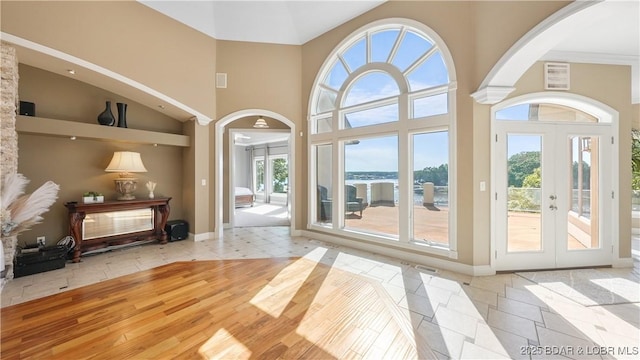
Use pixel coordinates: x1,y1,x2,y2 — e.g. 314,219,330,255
248,146,254,193
265,145,270,203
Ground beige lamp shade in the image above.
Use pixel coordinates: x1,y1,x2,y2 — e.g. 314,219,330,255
105,151,147,174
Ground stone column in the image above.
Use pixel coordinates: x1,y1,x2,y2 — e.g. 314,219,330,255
1,42,19,288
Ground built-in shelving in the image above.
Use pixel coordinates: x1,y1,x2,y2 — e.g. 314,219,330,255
16,116,190,147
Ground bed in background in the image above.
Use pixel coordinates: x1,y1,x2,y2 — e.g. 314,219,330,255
235,187,255,207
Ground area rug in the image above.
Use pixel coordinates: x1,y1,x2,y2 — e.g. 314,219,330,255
235,203,290,227
516,268,640,306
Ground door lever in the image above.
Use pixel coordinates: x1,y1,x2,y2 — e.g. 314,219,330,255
549,204,557,210
549,195,557,200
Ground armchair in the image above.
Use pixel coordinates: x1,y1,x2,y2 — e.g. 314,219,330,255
345,184,364,217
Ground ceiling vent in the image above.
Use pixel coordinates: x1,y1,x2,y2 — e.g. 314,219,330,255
544,62,570,90
216,73,227,89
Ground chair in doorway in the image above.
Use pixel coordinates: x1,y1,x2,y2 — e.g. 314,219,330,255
345,184,364,217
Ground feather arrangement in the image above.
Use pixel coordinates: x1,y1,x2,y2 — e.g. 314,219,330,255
1,173,29,210
0,174,60,237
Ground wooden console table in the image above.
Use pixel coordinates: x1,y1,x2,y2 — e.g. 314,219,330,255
65,198,171,262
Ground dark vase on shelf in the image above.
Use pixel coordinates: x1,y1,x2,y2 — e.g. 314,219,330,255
116,102,128,128
97,101,115,126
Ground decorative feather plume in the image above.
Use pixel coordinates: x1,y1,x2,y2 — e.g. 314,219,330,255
1,173,29,211
8,181,60,225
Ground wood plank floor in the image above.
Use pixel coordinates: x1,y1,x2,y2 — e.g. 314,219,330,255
1,257,435,359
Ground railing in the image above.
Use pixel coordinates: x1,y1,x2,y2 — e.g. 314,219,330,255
506,188,592,216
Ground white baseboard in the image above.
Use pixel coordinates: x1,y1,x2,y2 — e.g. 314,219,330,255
301,230,495,276
192,232,215,242
613,257,634,268
290,228,303,237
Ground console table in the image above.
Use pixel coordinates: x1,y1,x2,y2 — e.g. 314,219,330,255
65,198,171,262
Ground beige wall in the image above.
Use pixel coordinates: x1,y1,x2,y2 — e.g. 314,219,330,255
472,0,570,87
182,121,211,235
1,0,217,119
16,65,185,247
633,104,640,130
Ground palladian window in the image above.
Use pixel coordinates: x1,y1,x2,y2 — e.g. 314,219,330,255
309,20,457,252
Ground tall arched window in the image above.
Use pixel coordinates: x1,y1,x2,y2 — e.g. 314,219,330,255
309,19,457,253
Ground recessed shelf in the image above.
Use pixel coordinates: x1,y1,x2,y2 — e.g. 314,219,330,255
16,115,190,147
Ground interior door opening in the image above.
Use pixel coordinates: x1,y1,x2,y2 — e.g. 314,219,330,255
230,129,291,228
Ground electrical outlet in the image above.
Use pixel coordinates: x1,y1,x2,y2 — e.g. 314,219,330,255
37,236,46,247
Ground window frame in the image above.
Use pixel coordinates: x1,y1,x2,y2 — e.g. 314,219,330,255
307,18,458,258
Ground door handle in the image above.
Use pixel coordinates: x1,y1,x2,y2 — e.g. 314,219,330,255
549,195,557,200
549,204,557,210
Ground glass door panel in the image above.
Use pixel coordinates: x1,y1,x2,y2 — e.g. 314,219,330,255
567,136,600,250
506,135,543,252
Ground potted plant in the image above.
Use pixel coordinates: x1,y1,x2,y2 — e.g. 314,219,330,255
83,192,104,204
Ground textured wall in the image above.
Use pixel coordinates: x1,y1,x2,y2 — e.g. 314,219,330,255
1,42,19,285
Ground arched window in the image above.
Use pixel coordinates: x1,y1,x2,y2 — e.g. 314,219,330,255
309,19,457,253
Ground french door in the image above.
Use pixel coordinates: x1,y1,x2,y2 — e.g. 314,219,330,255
495,122,612,271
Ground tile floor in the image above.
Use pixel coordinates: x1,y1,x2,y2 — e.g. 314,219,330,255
2,227,639,359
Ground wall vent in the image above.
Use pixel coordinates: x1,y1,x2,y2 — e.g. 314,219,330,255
216,73,227,88
544,62,570,90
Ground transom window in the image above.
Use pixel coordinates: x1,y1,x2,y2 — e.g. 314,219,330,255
309,20,457,254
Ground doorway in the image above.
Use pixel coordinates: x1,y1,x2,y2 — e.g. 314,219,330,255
229,128,291,228
492,95,617,271
215,110,297,239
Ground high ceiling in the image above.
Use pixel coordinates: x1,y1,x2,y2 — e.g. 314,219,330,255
140,0,638,58
139,0,387,45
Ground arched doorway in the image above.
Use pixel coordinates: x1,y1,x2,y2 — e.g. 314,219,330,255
214,110,296,239
491,92,619,271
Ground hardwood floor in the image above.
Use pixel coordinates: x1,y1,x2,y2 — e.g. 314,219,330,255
1,257,435,359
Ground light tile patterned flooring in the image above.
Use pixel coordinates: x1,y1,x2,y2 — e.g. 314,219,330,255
2,227,639,359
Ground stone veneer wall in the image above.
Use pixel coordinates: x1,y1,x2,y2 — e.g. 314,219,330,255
1,42,19,289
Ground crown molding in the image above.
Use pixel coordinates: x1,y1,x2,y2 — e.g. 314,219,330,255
470,86,516,105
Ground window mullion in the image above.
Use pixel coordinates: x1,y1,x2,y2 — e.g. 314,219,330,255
402,46,438,77
338,54,352,74
398,93,410,243
386,27,406,64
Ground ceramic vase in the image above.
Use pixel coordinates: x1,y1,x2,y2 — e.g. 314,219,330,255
97,101,115,126
116,103,128,128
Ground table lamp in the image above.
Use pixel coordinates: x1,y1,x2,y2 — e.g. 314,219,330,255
105,151,147,200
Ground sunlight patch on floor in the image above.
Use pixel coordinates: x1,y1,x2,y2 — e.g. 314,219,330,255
242,204,285,215
249,248,327,318
199,328,251,360
590,277,640,303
